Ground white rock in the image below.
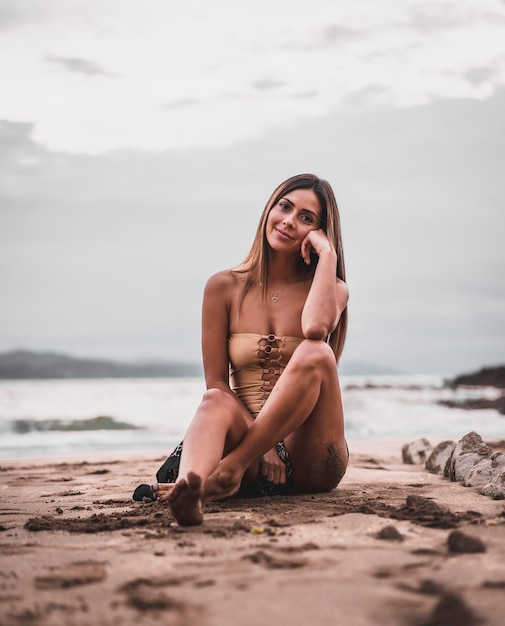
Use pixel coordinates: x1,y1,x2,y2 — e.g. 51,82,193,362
426,440,455,475
480,467,505,499
448,431,492,482
464,452,505,487
402,438,433,464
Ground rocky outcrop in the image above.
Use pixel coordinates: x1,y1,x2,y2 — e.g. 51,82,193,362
441,365,505,415
438,396,505,415
403,431,505,499
480,468,505,499
425,441,456,475
464,452,505,488
446,365,505,389
402,438,433,464
448,431,492,482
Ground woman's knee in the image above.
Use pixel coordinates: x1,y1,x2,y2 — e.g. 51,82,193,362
291,339,336,376
293,440,348,493
198,388,238,419
198,388,249,450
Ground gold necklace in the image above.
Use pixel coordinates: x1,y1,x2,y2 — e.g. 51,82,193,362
267,276,307,303
270,285,288,303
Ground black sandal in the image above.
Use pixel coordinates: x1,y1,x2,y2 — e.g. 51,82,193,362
132,442,183,501
132,483,158,502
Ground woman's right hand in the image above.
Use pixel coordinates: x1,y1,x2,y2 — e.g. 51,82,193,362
260,447,286,484
300,229,335,265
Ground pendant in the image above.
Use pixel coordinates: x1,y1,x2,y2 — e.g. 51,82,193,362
271,295,279,303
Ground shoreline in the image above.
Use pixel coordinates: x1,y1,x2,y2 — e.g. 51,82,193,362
0,437,416,465
1,439,504,625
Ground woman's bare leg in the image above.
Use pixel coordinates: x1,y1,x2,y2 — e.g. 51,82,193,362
204,340,347,500
156,388,251,525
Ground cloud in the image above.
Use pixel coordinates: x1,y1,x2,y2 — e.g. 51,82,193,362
2,1,504,154
164,98,200,110
252,79,285,91
408,6,467,32
1,89,504,373
465,66,497,86
0,119,35,150
0,2,20,29
408,3,505,32
0,0,47,31
281,22,361,53
321,24,361,44
344,85,391,107
0,120,47,177
46,56,113,76
293,90,318,99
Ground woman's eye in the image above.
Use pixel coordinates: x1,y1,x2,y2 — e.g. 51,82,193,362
300,214,313,224
279,202,290,211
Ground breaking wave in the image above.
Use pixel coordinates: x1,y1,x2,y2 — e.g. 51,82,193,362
6,415,141,433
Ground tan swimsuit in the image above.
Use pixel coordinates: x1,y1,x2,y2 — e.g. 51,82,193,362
228,333,304,416
155,333,305,495
154,332,348,494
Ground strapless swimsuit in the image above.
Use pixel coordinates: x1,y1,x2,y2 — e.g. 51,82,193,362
156,333,304,495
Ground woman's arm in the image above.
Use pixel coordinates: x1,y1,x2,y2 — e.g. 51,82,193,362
201,272,255,421
300,231,349,339
201,271,234,391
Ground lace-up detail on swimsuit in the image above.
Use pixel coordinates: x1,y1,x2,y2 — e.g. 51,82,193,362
228,333,303,417
258,334,282,400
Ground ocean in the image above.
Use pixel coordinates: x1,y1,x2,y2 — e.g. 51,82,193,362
0,375,503,459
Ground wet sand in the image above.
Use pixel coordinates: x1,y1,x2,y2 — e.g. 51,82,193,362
1,439,504,626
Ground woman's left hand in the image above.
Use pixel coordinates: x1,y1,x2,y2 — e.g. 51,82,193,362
300,229,334,265
260,447,287,484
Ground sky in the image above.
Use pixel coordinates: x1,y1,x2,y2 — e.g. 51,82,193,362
1,0,505,375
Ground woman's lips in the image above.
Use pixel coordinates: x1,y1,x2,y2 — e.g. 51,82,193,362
275,228,294,240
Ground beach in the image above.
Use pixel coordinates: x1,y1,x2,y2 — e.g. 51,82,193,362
1,438,504,626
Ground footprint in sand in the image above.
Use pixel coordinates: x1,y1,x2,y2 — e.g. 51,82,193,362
119,577,201,618
34,561,107,589
242,549,307,569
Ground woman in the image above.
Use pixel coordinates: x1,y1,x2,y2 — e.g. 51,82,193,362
135,173,349,526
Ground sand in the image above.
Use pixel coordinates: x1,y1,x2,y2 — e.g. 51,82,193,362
1,439,504,626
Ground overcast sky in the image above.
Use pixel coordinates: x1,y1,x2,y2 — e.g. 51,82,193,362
1,0,504,375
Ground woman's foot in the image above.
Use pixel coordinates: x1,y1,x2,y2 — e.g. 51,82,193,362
204,462,243,501
167,472,204,526
155,482,175,502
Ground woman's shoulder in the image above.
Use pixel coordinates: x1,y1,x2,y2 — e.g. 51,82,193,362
204,269,243,294
336,276,349,292
335,276,349,298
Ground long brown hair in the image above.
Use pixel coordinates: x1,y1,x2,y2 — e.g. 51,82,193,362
233,173,348,363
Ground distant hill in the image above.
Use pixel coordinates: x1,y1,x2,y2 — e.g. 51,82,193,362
439,364,505,414
0,350,203,379
446,365,505,389
0,350,397,380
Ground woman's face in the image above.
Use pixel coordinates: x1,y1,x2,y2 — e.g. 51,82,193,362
265,188,323,255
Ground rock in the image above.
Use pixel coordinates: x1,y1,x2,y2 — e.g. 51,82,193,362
465,452,505,487
438,395,505,414
447,365,505,388
448,432,492,482
376,525,404,541
426,441,456,475
417,579,446,595
423,591,482,626
480,467,505,499
402,438,433,464
447,530,486,554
